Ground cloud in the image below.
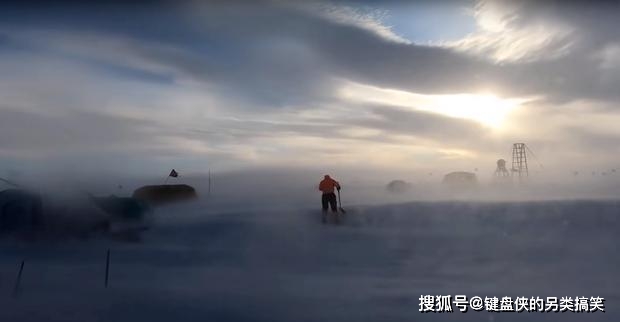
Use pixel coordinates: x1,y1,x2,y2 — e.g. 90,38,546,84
1,0,620,178
301,2,411,44
445,0,576,63
0,106,180,160
594,43,620,70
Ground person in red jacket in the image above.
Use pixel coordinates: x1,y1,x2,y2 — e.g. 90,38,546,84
319,174,341,222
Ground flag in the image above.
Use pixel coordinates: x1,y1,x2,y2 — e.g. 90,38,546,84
169,169,179,178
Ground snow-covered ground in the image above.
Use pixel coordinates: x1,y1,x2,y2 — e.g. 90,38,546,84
1,198,619,321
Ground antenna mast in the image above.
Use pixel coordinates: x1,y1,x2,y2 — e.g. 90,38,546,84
512,143,529,178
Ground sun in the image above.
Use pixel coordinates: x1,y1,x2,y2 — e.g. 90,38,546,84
338,81,531,129
431,93,523,129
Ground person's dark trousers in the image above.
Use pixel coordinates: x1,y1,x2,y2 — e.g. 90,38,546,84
322,193,337,212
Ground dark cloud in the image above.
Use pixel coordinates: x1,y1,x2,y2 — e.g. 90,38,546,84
0,1,491,105
0,107,160,154
3,1,617,103
0,0,619,175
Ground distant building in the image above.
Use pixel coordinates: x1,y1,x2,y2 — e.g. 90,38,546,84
386,180,412,193
442,171,478,189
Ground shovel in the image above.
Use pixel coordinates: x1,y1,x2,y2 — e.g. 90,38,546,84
337,189,346,214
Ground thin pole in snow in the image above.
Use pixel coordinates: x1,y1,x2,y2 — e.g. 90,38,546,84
104,249,111,288
12,260,24,298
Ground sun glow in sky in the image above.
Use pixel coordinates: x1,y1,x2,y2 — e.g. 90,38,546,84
338,81,531,129
430,93,528,128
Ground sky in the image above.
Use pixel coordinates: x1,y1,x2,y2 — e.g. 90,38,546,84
1,0,620,181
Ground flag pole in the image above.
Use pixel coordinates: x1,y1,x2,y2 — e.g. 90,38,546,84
164,169,177,184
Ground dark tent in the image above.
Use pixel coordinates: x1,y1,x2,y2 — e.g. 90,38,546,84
0,189,43,232
132,184,197,205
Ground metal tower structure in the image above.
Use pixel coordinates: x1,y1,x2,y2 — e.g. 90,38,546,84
494,159,510,177
511,143,529,177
